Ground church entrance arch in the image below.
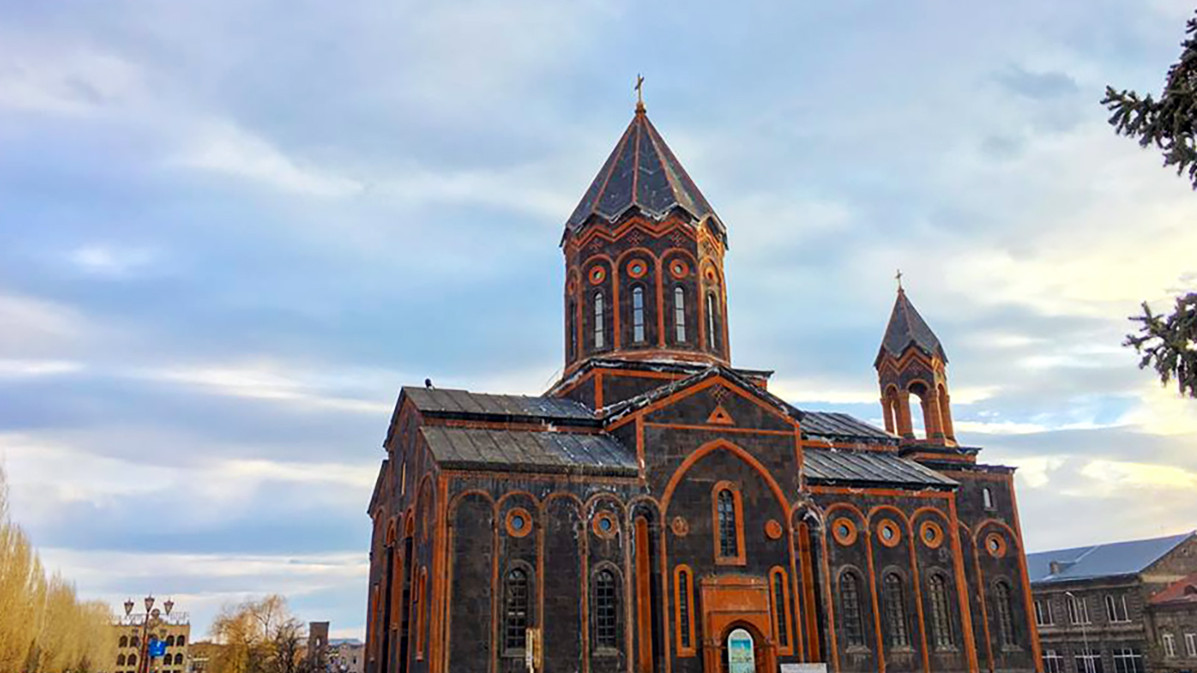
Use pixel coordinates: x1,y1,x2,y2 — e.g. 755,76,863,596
699,576,776,673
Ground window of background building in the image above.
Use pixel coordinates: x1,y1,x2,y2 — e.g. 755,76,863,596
1186,632,1196,658
1075,649,1103,673
1112,648,1144,673
1105,594,1130,623
1164,633,1177,658
1043,650,1064,673
1068,594,1091,625
1035,598,1054,626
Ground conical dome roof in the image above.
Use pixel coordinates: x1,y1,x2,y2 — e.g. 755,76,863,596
565,107,724,240
877,289,947,364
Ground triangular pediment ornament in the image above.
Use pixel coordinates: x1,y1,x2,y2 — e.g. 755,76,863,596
706,404,735,426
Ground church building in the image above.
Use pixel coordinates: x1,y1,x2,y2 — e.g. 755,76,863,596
365,99,1043,673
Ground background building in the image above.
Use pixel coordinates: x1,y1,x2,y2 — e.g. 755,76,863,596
1028,532,1197,673
1147,572,1197,673
328,639,366,673
109,597,191,673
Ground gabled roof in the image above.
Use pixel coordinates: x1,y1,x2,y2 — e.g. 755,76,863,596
803,449,957,489
565,107,724,241
1150,571,1197,606
800,411,897,447
600,364,801,424
420,427,637,476
877,288,947,365
403,387,597,425
1027,531,1196,584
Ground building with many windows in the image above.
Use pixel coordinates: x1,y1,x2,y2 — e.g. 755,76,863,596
108,600,191,673
365,100,1043,673
1148,571,1197,673
1028,531,1197,673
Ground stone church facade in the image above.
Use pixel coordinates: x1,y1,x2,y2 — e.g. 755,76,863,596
365,101,1043,673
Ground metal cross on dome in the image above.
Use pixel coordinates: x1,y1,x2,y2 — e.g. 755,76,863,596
635,74,645,109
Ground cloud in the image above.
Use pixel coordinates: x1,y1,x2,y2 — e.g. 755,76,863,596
0,33,145,116
67,244,159,277
994,66,1080,100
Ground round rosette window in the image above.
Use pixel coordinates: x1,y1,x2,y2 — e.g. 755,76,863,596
627,260,649,279
589,266,607,285
832,518,858,546
985,532,1008,558
669,259,690,279
876,519,902,547
593,511,619,539
919,521,944,549
505,508,532,538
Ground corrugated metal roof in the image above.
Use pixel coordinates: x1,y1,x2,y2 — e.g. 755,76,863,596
803,449,957,488
1026,532,1195,584
404,387,596,422
800,411,895,444
420,427,637,476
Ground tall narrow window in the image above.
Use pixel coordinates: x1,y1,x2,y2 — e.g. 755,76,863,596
504,567,530,652
1043,650,1065,673
120,636,128,648
416,568,428,659
982,487,994,509
1163,633,1176,658
1113,648,1145,673
714,485,742,562
883,573,911,648
1075,649,1102,673
631,285,645,343
675,565,695,655
117,655,126,667
674,287,686,342
840,571,866,648
1186,633,1197,658
706,293,719,350
771,568,791,650
594,569,620,650
594,292,605,349
928,573,955,649
1035,598,1054,626
567,300,576,359
995,581,1016,647
1105,594,1129,623
1068,594,1091,625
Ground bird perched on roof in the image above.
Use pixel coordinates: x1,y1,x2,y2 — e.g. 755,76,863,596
425,378,433,389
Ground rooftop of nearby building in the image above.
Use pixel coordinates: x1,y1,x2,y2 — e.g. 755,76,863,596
1027,531,1196,584
1149,571,1197,606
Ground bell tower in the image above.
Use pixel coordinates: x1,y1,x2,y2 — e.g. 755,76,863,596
874,285,957,447
560,99,730,373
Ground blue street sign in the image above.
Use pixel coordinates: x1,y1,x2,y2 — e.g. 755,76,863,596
148,639,167,658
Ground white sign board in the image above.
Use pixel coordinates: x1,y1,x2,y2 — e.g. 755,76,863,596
781,665,829,673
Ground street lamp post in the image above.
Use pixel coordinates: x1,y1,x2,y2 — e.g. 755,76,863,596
124,595,173,673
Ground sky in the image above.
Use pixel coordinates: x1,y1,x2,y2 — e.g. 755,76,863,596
1,0,1196,640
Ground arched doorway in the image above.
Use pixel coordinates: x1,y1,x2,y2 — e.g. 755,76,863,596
718,622,772,673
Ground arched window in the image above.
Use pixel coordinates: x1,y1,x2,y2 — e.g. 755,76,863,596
131,636,140,648
119,635,128,648
631,285,646,343
713,484,743,563
771,567,792,651
675,565,695,655
840,571,866,648
594,292,605,349
166,635,176,647
928,573,955,649
504,567,530,652
995,581,1016,646
706,293,720,350
983,487,994,510
883,572,911,648
674,287,686,342
175,653,184,665
593,568,620,650
177,635,185,647
117,654,126,666
127,654,137,667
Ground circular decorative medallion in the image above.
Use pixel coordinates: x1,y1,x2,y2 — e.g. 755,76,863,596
669,259,690,279
984,532,1007,558
505,508,532,538
670,516,690,537
919,521,944,549
705,267,718,283
832,518,858,546
592,511,619,539
566,278,577,294
588,266,606,285
627,260,649,279
877,520,902,548
765,519,783,540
